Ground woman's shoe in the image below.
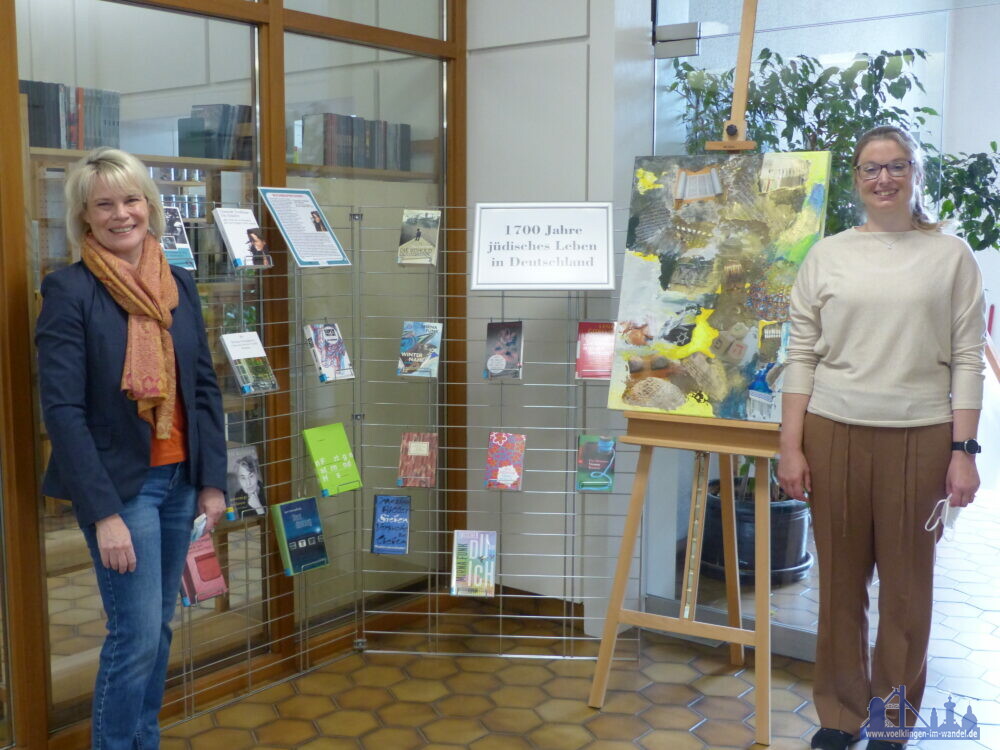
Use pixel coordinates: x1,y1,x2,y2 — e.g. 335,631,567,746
810,727,860,750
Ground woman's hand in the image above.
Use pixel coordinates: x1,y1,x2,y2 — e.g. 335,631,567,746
95,514,136,573
778,449,812,502
198,487,226,532
946,453,979,507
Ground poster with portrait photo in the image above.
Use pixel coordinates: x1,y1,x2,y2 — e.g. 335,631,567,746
161,206,196,271
225,445,267,520
258,187,350,267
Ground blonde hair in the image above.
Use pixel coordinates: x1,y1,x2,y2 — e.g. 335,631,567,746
64,147,164,249
852,125,942,232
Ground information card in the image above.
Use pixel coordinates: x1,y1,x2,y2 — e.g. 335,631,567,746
471,202,614,290
258,187,351,267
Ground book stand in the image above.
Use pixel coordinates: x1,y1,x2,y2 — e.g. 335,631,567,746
587,411,780,746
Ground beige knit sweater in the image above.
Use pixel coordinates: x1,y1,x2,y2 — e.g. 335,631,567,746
783,227,986,427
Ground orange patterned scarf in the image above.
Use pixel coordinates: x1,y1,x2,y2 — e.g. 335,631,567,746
82,233,179,439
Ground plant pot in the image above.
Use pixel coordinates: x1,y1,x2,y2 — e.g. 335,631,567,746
700,485,813,585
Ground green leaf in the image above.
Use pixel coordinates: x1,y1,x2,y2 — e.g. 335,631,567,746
884,55,903,79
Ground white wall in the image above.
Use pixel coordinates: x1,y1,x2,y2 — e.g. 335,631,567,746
467,0,661,635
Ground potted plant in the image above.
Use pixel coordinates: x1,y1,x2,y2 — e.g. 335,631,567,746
700,457,813,585
665,48,1000,250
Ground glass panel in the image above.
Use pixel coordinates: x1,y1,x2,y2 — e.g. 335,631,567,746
285,0,444,40
16,0,264,729
658,0,1000,37
283,33,444,654
654,12,949,648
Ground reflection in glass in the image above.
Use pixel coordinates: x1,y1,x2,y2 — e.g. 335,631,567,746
17,1,264,730
285,0,444,40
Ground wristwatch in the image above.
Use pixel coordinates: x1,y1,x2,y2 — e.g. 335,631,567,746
952,438,982,454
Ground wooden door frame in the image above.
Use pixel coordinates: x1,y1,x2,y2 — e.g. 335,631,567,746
0,0,466,745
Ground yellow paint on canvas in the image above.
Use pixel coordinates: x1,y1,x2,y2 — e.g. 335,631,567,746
673,393,715,417
635,168,664,195
665,306,717,359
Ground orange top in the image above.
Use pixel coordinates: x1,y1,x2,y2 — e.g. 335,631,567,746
150,388,188,466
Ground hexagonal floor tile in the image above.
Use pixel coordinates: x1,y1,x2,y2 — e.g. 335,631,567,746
640,704,701,731
470,736,534,750
215,702,277,729
444,671,501,695
255,718,317,746
692,717,755,747
377,700,438,727
528,722,593,750
276,694,336,720
360,727,424,750
422,717,489,745
637,730,705,750
496,664,554,686
315,709,379,737
481,706,543,733
391,678,450,703
405,657,459,680
336,686,395,711
585,712,650,740
189,728,257,750
436,694,494,717
350,664,407,687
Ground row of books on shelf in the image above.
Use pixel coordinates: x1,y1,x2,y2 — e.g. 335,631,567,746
221,320,615,393
289,113,412,171
19,79,120,149
178,104,253,161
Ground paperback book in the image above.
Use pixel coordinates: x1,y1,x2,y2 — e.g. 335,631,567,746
450,530,497,597
304,322,355,382
212,207,273,268
575,435,617,492
575,321,615,380
271,497,329,576
180,534,227,606
220,332,279,394
397,321,442,378
397,209,441,266
396,432,438,488
484,432,526,491
371,494,411,555
225,445,267,520
483,321,523,380
302,422,363,497
160,206,195,271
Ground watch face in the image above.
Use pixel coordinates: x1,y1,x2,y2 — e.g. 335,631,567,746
967,439,982,454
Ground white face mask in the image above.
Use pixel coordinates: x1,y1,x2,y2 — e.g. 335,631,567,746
924,496,961,540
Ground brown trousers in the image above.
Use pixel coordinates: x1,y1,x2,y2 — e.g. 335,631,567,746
803,413,951,734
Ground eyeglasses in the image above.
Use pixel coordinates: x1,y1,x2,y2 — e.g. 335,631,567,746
854,160,914,180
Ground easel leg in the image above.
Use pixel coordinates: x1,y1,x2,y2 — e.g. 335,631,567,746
753,457,772,745
718,453,744,665
588,443,653,709
679,452,710,620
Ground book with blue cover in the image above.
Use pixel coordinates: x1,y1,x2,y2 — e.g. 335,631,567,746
371,495,411,555
397,321,442,378
270,496,329,576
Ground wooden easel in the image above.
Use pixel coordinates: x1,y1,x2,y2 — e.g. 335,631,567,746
587,413,779,745
590,0,779,741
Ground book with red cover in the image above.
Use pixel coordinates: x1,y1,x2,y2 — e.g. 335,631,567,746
180,535,228,606
397,432,438,488
575,321,615,380
484,431,526,491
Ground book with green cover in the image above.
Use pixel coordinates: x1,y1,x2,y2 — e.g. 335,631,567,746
270,496,329,576
302,422,362,497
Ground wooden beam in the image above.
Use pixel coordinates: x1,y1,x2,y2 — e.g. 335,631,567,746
120,0,268,24
283,10,458,59
0,0,53,745
705,0,758,151
258,0,297,663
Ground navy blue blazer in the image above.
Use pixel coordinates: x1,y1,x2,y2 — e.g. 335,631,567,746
36,261,228,527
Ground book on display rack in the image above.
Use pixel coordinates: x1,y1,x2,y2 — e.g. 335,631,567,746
396,432,438,488
212,207,274,269
397,321,442,378
484,431,526,491
304,322,355,382
302,422,363,497
450,530,497,597
220,332,279,395
483,321,523,381
271,496,329,576
371,494,411,555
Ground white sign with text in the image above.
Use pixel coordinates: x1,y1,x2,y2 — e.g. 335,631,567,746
471,203,615,290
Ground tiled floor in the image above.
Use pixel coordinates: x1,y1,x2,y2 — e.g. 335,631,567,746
160,626,998,749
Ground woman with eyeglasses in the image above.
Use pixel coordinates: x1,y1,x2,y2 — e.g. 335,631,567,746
778,125,986,750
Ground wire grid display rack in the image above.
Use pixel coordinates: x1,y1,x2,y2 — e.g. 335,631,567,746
329,203,645,661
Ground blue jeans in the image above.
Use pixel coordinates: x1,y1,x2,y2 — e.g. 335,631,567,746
82,462,197,750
